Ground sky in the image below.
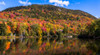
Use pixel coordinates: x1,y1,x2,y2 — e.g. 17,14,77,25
0,0,100,18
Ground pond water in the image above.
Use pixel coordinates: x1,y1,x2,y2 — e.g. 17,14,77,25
0,37,100,55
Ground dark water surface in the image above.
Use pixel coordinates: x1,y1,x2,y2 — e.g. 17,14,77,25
0,37,100,55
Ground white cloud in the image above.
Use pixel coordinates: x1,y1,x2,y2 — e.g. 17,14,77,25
95,16,99,18
49,0,69,7
19,0,32,5
0,1,6,5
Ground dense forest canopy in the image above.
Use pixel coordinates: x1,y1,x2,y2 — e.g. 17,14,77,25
0,4,97,38
79,19,100,38
3,5,96,20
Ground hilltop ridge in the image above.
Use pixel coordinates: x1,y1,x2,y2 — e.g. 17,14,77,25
2,4,96,20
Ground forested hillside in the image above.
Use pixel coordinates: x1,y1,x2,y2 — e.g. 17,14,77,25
0,4,96,38
3,5,96,20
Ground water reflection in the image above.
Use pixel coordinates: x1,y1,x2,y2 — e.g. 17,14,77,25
0,38,100,55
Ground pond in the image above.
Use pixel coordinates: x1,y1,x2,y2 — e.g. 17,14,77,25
0,37,100,55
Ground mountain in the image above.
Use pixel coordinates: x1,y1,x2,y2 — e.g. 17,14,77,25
2,4,96,20
0,4,96,36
